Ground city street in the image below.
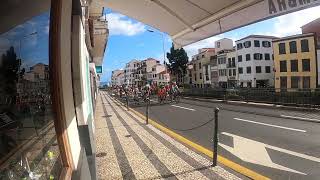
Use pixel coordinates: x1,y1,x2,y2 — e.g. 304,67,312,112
125,96,320,179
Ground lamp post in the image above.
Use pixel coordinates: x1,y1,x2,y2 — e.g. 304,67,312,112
147,29,166,64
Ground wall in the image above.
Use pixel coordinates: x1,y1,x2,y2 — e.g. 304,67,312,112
273,35,317,89
318,49,320,86
237,37,274,87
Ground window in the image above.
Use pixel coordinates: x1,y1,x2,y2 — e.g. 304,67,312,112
256,66,262,73
280,76,287,89
233,69,236,76
290,60,298,72
262,41,271,47
246,66,251,74
244,41,251,48
238,55,242,62
202,54,205,58
228,58,231,67
229,69,232,76
291,76,300,89
265,53,270,60
217,42,221,48
289,41,297,53
210,56,215,60
232,57,236,67
0,4,63,178
237,43,243,50
194,74,197,81
200,73,202,79
193,64,196,71
279,43,286,54
254,53,263,60
303,76,310,89
238,67,243,74
265,66,271,73
302,59,310,72
254,40,260,47
301,39,309,52
199,63,202,69
246,54,251,61
280,60,287,72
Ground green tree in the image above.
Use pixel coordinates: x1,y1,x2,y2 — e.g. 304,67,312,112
166,43,188,84
0,46,21,100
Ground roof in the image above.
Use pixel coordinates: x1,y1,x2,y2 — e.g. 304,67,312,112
103,0,320,47
301,18,320,29
236,35,279,42
272,33,315,42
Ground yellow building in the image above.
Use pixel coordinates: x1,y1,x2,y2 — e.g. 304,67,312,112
273,33,318,91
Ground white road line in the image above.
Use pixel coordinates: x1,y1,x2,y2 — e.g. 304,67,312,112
280,115,320,122
171,105,195,111
233,118,306,133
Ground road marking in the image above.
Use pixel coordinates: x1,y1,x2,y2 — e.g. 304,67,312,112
117,96,269,180
280,115,320,122
150,99,157,102
220,132,307,175
171,105,195,111
233,118,306,133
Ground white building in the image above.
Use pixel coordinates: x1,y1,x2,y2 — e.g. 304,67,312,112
215,38,234,88
148,64,170,85
226,49,237,88
134,58,160,86
111,69,124,86
124,59,139,85
236,35,277,88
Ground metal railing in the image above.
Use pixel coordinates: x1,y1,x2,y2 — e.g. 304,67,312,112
182,88,320,107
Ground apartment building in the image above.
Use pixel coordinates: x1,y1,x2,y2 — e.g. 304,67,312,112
273,33,318,90
111,69,124,86
148,64,170,85
187,48,215,88
236,35,277,88
135,58,160,86
215,38,234,88
302,18,320,86
124,59,139,85
226,49,237,88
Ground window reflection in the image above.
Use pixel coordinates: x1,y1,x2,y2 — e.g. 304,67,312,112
0,7,62,180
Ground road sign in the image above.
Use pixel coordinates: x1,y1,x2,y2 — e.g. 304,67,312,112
96,66,102,74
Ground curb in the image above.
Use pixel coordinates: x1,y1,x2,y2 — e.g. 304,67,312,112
183,97,320,123
109,94,270,180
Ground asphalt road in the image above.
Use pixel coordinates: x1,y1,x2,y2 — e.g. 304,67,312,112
117,95,320,180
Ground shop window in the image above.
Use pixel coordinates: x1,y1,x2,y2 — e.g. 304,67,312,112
280,76,287,89
0,4,62,179
291,76,300,89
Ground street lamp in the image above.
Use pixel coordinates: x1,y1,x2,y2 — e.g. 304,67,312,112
147,29,166,64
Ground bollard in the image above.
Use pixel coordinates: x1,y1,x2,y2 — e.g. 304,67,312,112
146,97,149,124
126,95,129,111
213,107,220,167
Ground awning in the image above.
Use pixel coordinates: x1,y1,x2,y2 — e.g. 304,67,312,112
104,0,320,47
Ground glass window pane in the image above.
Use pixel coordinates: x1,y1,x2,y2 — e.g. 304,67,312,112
0,2,62,179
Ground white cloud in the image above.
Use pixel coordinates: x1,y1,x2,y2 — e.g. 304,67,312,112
106,13,146,36
272,6,320,37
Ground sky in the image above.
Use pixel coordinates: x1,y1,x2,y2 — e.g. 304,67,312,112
102,5,320,83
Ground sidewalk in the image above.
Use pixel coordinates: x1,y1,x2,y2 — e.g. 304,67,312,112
95,91,242,180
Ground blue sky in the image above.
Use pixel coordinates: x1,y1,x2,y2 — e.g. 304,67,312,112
102,5,320,83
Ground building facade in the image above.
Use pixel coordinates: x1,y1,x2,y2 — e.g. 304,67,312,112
187,48,215,88
124,59,139,85
236,35,276,88
273,33,318,90
226,49,238,88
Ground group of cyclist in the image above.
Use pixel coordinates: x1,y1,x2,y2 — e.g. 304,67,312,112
112,81,180,103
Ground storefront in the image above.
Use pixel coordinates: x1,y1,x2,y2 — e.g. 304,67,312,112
0,0,107,179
